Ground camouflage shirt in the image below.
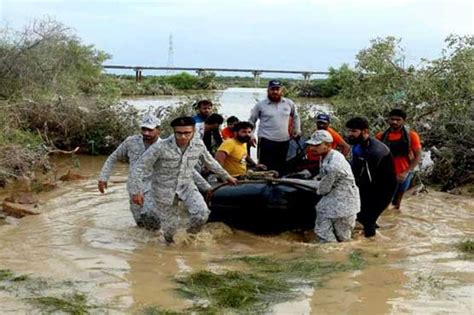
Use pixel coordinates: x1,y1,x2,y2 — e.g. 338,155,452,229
129,135,230,204
99,135,210,193
316,149,360,218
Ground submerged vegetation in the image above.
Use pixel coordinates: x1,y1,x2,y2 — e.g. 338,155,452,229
158,250,368,313
456,239,474,258
0,269,100,314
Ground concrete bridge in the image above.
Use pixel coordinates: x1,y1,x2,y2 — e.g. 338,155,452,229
102,65,329,84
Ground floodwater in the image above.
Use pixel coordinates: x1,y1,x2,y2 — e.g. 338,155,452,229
0,89,473,314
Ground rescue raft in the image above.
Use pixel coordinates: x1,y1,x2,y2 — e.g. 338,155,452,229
208,178,320,234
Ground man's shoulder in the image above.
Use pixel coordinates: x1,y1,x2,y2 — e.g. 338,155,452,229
328,127,343,139
408,129,422,148
218,138,237,151
192,114,205,123
281,97,295,105
329,150,347,165
408,129,420,138
121,134,142,146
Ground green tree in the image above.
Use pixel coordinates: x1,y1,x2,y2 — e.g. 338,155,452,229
328,35,474,190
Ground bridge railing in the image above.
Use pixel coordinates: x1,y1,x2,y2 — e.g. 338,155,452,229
102,65,329,83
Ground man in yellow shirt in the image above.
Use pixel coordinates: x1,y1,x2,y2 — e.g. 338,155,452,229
215,122,266,177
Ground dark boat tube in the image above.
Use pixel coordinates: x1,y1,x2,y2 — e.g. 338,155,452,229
208,181,320,234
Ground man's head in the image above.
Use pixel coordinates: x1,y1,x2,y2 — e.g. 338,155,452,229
226,116,239,129
232,121,254,144
345,117,370,145
170,116,196,147
140,115,161,143
204,113,224,133
306,130,333,156
315,113,331,130
267,80,283,103
387,108,407,131
196,100,213,119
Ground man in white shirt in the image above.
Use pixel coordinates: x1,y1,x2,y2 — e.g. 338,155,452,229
249,80,301,176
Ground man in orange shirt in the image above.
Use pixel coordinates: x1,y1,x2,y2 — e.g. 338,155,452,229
376,109,422,210
222,116,239,140
307,114,350,161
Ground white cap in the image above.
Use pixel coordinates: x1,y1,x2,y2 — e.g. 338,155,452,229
306,130,333,145
140,115,161,129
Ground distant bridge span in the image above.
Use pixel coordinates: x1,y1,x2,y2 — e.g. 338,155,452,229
102,65,329,84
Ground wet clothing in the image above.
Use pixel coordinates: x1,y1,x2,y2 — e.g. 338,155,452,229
315,214,357,243
129,190,161,230
257,137,290,176
98,135,159,229
351,138,397,237
397,172,414,193
99,135,209,230
249,97,301,142
314,149,360,242
129,135,231,240
217,138,248,177
99,135,153,191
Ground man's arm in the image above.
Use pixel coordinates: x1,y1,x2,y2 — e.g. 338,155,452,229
215,151,228,166
291,102,301,136
201,148,237,185
193,169,212,192
317,168,338,195
248,103,260,126
248,103,260,146
399,132,422,181
338,141,351,157
98,139,128,193
129,142,163,204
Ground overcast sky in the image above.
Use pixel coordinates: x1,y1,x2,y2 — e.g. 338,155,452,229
1,0,472,74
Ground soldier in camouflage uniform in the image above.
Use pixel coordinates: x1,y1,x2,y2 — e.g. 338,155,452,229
98,115,210,231
306,130,360,243
129,116,238,243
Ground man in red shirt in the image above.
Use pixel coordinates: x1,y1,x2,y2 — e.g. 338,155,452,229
222,116,239,140
307,114,350,161
376,109,422,210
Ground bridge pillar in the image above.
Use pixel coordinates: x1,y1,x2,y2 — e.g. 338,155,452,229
135,69,143,83
196,69,206,77
302,72,312,82
252,71,262,86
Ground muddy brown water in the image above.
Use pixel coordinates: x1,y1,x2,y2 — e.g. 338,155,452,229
0,155,473,314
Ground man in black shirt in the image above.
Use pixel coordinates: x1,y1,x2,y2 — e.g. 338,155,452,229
346,117,397,237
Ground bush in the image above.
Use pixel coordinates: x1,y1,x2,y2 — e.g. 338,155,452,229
328,35,474,190
0,19,140,183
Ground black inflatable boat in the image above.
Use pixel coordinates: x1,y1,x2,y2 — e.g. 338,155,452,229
208,179,320,234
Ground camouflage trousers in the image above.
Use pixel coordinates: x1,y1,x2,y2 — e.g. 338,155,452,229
129,191,161,231
155,189,210,242
314,214,357,243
